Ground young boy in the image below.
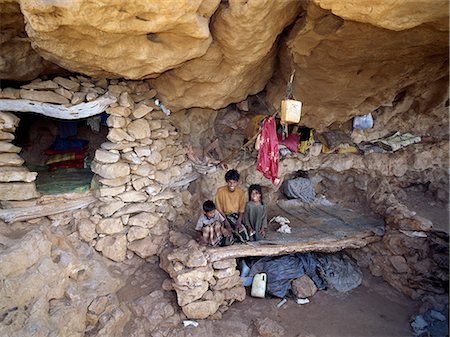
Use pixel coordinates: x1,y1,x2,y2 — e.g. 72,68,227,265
214,169,252,241
195,200,229,246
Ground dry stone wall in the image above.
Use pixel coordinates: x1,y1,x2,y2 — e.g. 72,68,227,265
349,180,449,304
0,76,194,262
160,231,245,320
0,111,38,205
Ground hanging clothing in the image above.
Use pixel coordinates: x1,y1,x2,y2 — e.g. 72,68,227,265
256,116,280,186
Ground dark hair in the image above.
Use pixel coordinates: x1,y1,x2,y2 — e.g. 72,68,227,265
203,200,216,212
294,170,309,179
225,169,240,182
248,184,263,203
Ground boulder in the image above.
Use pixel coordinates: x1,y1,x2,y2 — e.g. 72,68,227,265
173,281,209,307
19,89,69,104
94,149,120,164
96,218,124,235
127,226,150,242
127,119,151,140
0,153,24,166
0,182,39,200
291,275,318,298
127,235,165,258
181,300,220,320
78,218,97,242
95,234,127,262
91,161,130,179
0,166,37,182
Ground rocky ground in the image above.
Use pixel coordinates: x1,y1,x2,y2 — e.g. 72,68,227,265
117,255,420,337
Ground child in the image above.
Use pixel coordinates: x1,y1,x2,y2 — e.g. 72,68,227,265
215,169,250,241
243,184,267,241
195,200,229,246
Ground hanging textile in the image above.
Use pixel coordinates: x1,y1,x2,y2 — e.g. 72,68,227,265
256,116,280,186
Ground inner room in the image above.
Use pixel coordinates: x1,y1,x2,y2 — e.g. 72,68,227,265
13,113,108,195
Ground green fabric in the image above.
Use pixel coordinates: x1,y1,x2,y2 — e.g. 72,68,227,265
32,166,94,195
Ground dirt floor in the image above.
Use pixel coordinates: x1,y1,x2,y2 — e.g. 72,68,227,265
118,257,420,337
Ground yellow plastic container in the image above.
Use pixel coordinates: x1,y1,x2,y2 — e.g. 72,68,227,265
281,99,302,124
251,273,267,298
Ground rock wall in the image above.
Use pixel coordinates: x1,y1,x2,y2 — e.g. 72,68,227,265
0,111,38,204
350,179,448,303
2,1,447,122
0,76,194,262
0,224,125,337
160,231,245,320
266,2,449,131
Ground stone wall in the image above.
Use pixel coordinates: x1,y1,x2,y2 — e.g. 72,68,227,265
160,231,245,320
348,180,449,305
0,111,38,205
0,76,194,262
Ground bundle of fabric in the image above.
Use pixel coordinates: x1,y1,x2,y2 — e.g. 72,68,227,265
318,131,359,154
45,137,89,171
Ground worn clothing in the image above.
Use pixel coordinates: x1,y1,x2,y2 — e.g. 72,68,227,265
243,201,267,240
214,186,245,215
226,212,249,242
256,116,280,185
195,211,225,231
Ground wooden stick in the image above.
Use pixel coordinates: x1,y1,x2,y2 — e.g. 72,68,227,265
0,195,96,223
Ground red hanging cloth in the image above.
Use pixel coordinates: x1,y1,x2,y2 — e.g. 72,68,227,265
256,116,280,186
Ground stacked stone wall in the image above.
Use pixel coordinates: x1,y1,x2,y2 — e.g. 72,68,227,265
349,183,448,304
0,111,38,205
0,76,193,262
160,231,245,320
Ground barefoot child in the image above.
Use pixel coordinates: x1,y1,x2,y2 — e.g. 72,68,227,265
243,184,267,241
215,169,250,242
195,200,230,246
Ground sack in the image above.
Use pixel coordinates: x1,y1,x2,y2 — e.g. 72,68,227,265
353,112,373,129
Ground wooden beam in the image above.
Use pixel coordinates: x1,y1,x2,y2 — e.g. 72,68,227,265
0,195,97,223
205,233,381,262
0,94,116,120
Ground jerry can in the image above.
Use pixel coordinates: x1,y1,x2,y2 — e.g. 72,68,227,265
281,99,302,124
251,273,267,298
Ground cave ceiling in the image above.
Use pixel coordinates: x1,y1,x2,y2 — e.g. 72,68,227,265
0,0,448,130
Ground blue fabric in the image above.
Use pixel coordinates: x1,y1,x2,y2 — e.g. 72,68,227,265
50,136,89,151
248,253,327,298
59,121,78,138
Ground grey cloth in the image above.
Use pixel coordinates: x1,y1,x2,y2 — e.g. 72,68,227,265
316,253,362,292
247,252,362,298
243,201,267,240
281,177,316,202
195,211,225,231
248,253,327,298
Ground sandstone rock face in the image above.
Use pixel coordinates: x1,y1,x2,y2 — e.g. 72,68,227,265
314,0,449,31
265,2,449,131
20,0,220,79
0,226,124,337
1,1,448,126
150,0,302,111
0,2,61,81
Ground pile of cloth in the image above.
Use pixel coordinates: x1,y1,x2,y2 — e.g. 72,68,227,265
45,136,89,172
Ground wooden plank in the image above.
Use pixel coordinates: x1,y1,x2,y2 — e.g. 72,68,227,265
0,195,97,223
0,94,116,120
